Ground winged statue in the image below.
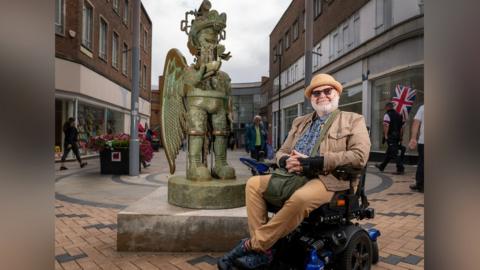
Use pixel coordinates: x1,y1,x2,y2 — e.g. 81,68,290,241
160,0,235,181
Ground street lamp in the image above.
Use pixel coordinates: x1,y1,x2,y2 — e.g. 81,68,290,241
274,53,282,149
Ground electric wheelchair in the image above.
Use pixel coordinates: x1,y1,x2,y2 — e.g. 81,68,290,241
235,163,380,270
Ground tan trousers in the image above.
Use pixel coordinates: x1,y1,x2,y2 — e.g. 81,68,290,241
246,175,335,252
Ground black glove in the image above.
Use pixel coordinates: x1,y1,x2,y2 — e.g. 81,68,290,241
298,156,324,178
278,155,289,169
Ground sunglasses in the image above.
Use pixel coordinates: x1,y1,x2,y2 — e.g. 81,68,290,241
311,87,335,97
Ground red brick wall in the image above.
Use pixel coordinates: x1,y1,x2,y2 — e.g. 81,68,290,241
55,0,152,101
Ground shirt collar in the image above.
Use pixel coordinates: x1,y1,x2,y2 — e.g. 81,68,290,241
312,111,331,123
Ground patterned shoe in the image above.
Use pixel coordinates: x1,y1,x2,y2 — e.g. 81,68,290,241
217,238,251,270
234,249,273,269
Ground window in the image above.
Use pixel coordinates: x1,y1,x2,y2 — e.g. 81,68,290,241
143,29,148,51
303,10,306,31
354,13,360,46
143,65,147,88
331,32,338,58
55,0,64,34
122,42,128,75
337,29,343,54
343,23,349,49
375,0,385,28
278,39,283,55
82,1,93,50
112,32,119,68
113,0,119,13
293,20,299,40
285,31,290,49
314,0,322,17
139,60,142,87
99,17,108,60
273,46,277,62
123,0,129,25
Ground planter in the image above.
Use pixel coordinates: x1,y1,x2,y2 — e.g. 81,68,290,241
100,148,140,175
151,139,161,151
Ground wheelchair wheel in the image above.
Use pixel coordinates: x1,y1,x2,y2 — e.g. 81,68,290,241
338,230,372,270
371,241,379,264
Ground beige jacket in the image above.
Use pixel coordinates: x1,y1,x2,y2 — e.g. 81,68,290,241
276,111,371,191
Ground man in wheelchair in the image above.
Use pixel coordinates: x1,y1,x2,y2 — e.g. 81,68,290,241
218,74,377,270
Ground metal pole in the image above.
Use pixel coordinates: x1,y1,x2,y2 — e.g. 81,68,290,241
129,0,141,176
303,0,313,113
277,55,282,149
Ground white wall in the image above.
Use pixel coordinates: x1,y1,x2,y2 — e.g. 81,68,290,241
392,0,420,25
55,58,151,117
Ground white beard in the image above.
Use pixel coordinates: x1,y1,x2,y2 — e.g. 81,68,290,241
311,96,339,116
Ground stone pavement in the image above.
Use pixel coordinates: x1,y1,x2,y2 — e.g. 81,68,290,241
55,149,424,269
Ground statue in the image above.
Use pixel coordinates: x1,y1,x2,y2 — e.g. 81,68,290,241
160,0,235,181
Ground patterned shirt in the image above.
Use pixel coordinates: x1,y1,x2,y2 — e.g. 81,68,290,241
294,114,330,156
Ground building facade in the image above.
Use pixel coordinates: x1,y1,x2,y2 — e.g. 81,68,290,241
267,0,424,154
55,0,152,157
231,80,267,148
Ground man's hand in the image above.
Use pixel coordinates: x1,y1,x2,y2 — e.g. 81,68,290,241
408,138,417,150
285,150,308,173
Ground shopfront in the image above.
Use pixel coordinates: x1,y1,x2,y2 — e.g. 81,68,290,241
55,96,132,157
371,67,424,152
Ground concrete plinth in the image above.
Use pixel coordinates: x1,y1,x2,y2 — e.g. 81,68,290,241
168,176,247,209
117,185,249,252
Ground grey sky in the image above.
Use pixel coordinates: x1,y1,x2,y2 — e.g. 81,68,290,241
141,0,291,87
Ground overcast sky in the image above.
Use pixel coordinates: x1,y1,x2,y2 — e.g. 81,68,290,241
141,0,292,87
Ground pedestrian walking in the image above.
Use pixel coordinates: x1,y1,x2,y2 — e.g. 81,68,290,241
375,102,405,174
60,117,87,170
408,105,424,192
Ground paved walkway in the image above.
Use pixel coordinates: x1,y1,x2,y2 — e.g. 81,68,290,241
55,149,424,270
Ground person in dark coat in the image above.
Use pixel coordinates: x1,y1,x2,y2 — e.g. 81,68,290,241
60,117,87,170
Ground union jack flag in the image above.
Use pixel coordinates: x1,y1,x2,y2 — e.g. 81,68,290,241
392,84,416,121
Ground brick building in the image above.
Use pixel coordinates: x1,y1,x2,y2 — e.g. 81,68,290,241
54,0,152,157
266,0,424,155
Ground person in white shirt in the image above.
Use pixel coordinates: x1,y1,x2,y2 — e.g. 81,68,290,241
408,105,424,192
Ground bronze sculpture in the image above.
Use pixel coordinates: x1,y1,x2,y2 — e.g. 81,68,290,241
160,0,235,181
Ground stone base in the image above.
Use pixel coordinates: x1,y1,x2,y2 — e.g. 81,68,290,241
117,186,249,252
168,175,247,209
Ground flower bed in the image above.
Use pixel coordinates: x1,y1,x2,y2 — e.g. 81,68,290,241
88,133,153,162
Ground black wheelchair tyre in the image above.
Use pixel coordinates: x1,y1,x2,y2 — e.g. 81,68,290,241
338,230,372,270
371,241,379,264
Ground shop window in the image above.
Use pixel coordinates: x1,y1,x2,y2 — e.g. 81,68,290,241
284,105,298,135
371,68,424,152
106,109,124,134
339,84,362,114
77,103,105,155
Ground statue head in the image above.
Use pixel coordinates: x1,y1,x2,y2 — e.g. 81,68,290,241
180,0,230,63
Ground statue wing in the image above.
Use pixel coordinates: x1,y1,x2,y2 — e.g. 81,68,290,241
160,49,188,174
